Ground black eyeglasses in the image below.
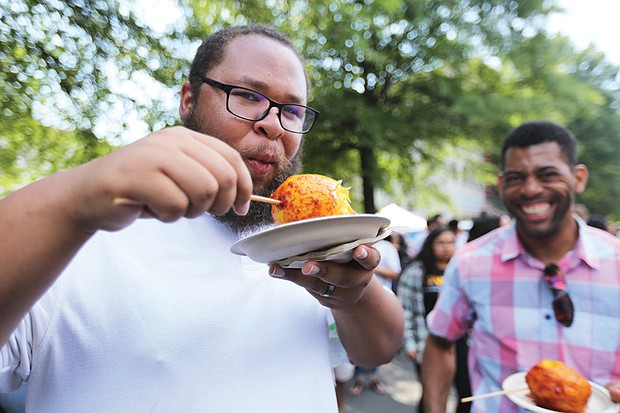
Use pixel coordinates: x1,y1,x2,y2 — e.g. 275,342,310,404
543,264,574,327
199,76,319,134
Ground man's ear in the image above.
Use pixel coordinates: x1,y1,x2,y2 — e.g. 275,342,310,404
573,164,589,194
179,81,194,122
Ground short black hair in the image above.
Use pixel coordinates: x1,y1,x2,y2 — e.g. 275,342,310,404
587,214,608,231
427,213,443,227
467,215,501,242
188,24,308,102
501,121,578,169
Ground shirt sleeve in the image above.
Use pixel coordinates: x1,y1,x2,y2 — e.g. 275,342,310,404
0,281,60,392
1,316,33,392
397,261,427,355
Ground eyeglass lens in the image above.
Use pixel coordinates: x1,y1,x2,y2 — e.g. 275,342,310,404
543,264,574,327
228,88,315,133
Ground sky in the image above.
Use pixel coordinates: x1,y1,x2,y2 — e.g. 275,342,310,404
547,0,620,65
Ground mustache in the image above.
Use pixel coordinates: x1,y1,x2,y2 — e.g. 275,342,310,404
239,145,294,189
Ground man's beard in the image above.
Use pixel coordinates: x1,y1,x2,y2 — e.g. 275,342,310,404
184,110,301,234
506,192,574,241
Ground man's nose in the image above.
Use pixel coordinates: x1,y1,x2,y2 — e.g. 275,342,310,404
521,175,544,196
255,107,285,140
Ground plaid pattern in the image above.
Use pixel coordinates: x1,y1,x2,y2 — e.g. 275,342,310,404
397,261,429,360
427,218,620,413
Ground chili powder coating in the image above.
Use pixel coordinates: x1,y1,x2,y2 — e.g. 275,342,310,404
270,174,356,224
525,359,591,413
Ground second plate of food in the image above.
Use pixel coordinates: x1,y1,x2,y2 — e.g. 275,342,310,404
502,372,619,413
230,214,391,264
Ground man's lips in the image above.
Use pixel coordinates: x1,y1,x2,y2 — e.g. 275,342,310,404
245,156,276,176
520,201,552,219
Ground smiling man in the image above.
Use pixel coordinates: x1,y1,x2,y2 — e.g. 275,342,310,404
421,121,620,413
0,25,403,412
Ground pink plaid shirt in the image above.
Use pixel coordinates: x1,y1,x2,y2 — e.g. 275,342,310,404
427,217,620,412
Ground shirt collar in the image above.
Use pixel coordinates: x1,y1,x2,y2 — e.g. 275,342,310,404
499,215,600,271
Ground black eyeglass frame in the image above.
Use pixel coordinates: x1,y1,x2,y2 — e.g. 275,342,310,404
543,264,575,327
199,76,319,134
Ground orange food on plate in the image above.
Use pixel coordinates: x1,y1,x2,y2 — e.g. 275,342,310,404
525,359,591,413
270,174,356,224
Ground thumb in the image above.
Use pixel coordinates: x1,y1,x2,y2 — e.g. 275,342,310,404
605,381,620,403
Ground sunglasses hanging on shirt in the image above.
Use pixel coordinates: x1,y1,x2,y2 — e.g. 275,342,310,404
543,263,575,327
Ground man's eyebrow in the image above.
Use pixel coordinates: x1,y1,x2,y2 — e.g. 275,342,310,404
503,165,560,174
501,170,523,176
238,76,304,103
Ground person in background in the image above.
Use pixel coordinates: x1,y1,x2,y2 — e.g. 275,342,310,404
348,236,402,397
391,232,412,271
334,361,355,413
448,219,469,250
422,120,620,413
587,213,608,231
585,212,618,237
397,227,470,413
607,221,619,237
574,202,590,222
389,231,411,294
466,215,502,242
370,236,403,292
329,310,356,413
0,24,404,412
408,214,447,257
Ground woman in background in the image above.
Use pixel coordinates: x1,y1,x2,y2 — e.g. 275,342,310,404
397,227,471,413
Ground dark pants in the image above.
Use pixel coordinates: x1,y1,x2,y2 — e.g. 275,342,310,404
416,336,471,413
454,336,472,413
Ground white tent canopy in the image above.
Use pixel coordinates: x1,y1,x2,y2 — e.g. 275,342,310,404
376,203,427,232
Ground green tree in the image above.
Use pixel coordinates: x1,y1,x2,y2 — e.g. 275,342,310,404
3,0,620,218
186,0,575,212
0,0,188,195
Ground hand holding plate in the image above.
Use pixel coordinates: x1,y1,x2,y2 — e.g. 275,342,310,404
268,244,380,307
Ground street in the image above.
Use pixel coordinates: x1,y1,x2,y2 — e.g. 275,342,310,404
343,351,458,413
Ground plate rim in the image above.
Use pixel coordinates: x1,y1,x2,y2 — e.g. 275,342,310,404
230,214,390,260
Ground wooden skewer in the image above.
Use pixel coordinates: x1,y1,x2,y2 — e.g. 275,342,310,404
113,194,281,206
113,197,142,206
460,386,529,403
249,194,281,205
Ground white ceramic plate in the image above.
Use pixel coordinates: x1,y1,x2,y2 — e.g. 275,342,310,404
502,372,619,413
230,214,391,264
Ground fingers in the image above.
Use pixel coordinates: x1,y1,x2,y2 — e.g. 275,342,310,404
350,245,381,270
605,381,620,403
149,128,252,217
95,127,253,222
67,126,257,232
187,131,253,216
268,245,380,306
